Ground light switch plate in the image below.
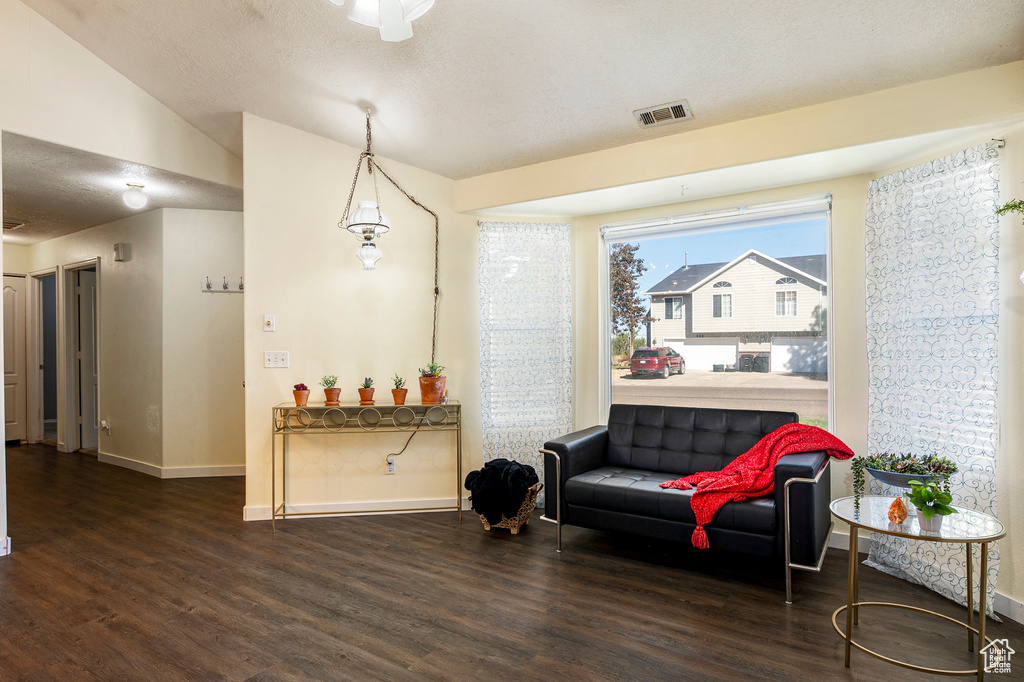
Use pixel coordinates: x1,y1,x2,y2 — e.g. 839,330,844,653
264,314,275,332
264,351,289,368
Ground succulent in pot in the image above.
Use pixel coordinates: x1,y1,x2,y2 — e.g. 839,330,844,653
358,377,375,405
320,375,341,406
418,363,447,404
906,479,958,532
851,453,957,513
391,374,408,405
293,383,310,407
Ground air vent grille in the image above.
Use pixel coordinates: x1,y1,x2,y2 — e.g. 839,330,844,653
2,219,27,231
634,99,693,128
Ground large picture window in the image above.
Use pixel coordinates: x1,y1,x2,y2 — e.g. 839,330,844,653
604,197,831,428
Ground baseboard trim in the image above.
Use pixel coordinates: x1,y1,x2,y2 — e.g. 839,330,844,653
828,530,1024,625
244,497,472,522
98,453,244,479
0,536,10,556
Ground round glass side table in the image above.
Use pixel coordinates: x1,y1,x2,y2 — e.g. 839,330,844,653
830,495,1005,680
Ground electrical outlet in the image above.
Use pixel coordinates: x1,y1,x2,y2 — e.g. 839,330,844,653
385,458,396,475
264,314,276,332
264,351,289,368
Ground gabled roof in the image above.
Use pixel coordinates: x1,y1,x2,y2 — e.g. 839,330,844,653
645,250,827,295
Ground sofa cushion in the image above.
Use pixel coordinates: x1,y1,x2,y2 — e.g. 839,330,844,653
606,405,797,475
564,466,776,534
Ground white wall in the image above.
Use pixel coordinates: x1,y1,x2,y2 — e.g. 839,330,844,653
242,114,481,518
161,209,245,473
23,211,165,465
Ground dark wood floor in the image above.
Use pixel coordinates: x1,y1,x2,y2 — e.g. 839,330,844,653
2,443,1021,681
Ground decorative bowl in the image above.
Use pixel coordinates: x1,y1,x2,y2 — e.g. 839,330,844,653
865,467,944,489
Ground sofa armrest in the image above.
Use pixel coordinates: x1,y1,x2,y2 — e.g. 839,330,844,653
542,426,608,519
774,452,832,567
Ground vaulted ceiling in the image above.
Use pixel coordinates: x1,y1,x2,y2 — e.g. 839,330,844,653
18,0,1024,179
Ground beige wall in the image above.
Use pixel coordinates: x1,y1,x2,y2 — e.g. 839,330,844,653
242,114,481,518
3,244,30,275
161,209,245,472
24,211,165,466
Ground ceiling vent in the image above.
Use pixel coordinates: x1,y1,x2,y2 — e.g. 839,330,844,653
633,99,693,128
2,219,27,231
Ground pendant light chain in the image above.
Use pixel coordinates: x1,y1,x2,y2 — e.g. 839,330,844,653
338,111,441,365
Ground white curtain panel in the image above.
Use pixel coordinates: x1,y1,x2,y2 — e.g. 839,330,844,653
478,222,572,499
864,142,1001,615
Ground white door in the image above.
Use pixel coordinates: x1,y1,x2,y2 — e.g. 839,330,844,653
666,338,739,371
771,337,828,373
78,270,98,450
3,275,28,442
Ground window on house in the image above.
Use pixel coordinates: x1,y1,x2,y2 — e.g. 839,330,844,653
664,297,683,319
776,290,797,316
713,293,732,318
776,277,798,285
713,281,732,288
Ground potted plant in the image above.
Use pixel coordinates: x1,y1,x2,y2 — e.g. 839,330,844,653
358,377,375,405
418,363,446,404
851,453,957,512
906,479,958,532
320,374,341,406
391,374,408,405
293,383,310,407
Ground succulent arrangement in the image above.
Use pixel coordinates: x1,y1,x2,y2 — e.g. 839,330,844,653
852,453,957,512
419,363,445,378
392,374,406,389
319,375,339,389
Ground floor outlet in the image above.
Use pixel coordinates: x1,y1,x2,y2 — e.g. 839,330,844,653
385,459,396,475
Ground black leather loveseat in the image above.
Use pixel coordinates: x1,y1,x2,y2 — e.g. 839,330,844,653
541,405,833,602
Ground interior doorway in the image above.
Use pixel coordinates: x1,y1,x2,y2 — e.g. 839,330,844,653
54,261,100,454
35,273,58,443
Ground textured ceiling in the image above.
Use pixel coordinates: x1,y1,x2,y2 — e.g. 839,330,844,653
2,133,243,245
17,0,1024,179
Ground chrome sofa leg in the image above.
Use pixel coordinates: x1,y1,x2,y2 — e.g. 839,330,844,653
783,462,833,604
539,448,561,553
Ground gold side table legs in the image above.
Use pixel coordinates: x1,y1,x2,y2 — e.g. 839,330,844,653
839,531,993,680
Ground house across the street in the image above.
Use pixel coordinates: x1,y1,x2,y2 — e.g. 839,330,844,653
645,249,827,373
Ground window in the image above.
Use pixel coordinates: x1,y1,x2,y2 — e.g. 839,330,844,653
713,293,732,318
664,297,683,319
713,281,732,288
776,277,798,285
776,290,797,316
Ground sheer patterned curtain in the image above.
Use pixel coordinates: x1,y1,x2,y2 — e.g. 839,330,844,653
864,142,1001,614
478,222,572,492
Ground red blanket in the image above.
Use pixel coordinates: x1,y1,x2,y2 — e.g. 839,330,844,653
658,423,854,549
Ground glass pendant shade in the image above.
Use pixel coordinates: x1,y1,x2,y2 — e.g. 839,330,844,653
400,0,434,21
346,0,433,36
348,0,383,27
357,242,382,270
347,200,391,239
122,184,147,209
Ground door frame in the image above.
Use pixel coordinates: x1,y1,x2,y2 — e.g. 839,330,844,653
60,259,101,453
26,267,57,444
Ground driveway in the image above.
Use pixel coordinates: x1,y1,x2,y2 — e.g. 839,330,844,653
612,369,828,423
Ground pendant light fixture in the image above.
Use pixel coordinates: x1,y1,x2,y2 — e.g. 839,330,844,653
328,0,435,42
122,183,148,209
338,109,442,363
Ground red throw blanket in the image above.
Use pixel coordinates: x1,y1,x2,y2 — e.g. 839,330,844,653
659,423,854,549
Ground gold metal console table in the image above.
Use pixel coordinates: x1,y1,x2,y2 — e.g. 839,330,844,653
271,400,462,532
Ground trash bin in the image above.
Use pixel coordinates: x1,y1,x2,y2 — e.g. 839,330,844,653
753,354,770,373
713,364,725,372
738,354,754,372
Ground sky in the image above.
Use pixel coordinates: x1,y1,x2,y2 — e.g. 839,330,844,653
631,218,828,293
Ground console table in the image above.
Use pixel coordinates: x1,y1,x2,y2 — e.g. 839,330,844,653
830,495,1005,679
271,401,463,531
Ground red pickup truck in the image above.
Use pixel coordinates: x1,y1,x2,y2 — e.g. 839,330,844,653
629,347,685,379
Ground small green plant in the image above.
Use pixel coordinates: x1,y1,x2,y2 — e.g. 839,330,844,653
996,198,1024,225
851,453,957,513
419,363,445,378
360,377,374,389
392,374,406,390
319,375,338,389
906,480,958,519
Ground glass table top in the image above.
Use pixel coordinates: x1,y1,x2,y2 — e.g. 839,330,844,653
831,495,1005,543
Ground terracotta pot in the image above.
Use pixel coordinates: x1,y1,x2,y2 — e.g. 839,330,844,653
392,388,408,405
358,387,375,405
293,390,310,407
323,387,341,406
419,376,447,404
